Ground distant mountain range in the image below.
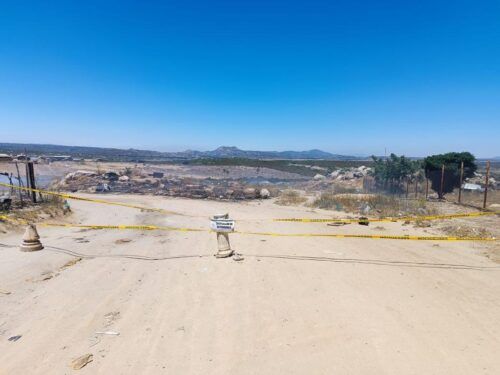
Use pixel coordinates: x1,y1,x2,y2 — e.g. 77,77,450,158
183,146,358,160
0,143,362,161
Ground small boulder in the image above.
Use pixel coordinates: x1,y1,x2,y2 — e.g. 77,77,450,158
313,174,326,180
343,171,355,180
330,170,340,179
95,183,111,192
243,187,257,199
259,188,270,199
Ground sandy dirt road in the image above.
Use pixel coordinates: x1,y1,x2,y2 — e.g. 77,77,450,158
1,194,500,374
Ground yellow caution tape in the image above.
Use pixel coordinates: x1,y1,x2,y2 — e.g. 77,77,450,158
1,214,495,241
0,214,28,225
3,182,496,225
233,230,496,241
274,211,497,223
39,222,205,232
0,182,181,215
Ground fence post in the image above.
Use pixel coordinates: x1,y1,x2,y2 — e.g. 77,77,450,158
439,164,445,199
414,177,418,198
405,178,409,199
425,175,429,199
458,161,464,204
25,161,37,203
483,161,490,209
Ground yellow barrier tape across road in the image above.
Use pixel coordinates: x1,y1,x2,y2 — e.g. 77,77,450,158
274,211,497,223
1,215,494,241
2,182,496,224
39,222,205,232
0,182,181,215
0,214,203,232
233,230,496,241
0,214,28,225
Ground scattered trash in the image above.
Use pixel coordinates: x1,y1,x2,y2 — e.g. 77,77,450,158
95,331,120,336
39,271,56,281
232,253,244,262
0,288,11,295
414,220,431,228
327,221,349,226
115,238,132,244
71,353,93,370
8,335,22,342
358,217,369,226
74,237,89,243
62,200,71,214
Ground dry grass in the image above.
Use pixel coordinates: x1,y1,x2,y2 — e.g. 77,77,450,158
312,192,437,217
414,219,432,228
440,225,492,238
275,190,307,206
446,189,500,209
3,194,69,227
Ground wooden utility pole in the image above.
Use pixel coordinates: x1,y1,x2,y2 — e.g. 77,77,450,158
406,178,410,199
483,161,490,209
25,161,37,203
439,164,445,200
458,161,464,204
414,176,418,198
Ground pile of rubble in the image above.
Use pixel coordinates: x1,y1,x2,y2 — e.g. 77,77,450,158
313,166,372,181
464,172,498,189
54,170,271,200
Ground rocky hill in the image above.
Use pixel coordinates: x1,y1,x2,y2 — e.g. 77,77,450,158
0,143,360,161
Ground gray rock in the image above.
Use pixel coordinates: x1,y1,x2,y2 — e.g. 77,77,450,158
344,171,355,180
243,187,257,199
259,188,270,199
330,170,340,179
417,207,427,215
95,183,111,192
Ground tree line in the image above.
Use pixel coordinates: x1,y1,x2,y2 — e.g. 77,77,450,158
370,152,477,198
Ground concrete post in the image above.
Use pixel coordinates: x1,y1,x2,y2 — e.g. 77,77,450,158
19,224,44,252
211,213,234,258
216,232,232,257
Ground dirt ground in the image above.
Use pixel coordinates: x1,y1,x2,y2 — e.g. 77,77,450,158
1,194,500,374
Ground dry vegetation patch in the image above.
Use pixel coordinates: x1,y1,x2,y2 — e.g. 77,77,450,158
0,195,69,231
440,225,492,238
275,190,307,206
312,192,436,217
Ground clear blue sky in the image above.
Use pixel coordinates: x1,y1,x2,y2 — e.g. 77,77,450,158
1,1,499,157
